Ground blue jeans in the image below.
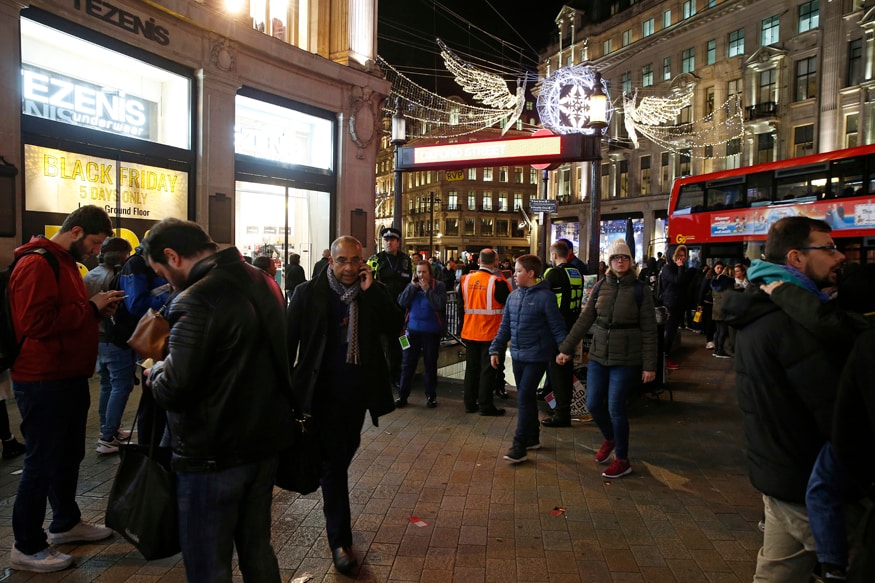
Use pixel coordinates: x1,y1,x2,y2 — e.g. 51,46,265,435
176,457,281,582
806,442,855,567
586,361,639,460
398,331,440,399
13,378,90,555
96,342,137,441
512,360,547,448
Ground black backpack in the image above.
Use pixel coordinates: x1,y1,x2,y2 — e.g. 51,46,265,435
0,249,60,371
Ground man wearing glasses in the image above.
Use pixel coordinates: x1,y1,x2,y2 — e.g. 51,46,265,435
723,217,845,582
288,236,402,576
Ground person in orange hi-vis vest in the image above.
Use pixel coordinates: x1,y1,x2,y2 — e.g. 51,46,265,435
459,248,511,416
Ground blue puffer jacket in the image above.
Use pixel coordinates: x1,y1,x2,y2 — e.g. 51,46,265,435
489,281,568,363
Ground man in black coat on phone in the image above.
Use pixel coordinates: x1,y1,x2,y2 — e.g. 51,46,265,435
287,235,402,576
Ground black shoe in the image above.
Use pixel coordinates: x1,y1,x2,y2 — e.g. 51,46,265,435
2,437,25,460
503,444,527,463
395,397,408,408
479,407,506,417
331,547,358,575
426,396,437,408
496,387,510,399
541,416,571,428
465,406,478,413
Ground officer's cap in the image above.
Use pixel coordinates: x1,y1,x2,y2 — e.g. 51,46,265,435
381,227,402,241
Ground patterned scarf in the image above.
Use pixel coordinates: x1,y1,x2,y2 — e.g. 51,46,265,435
326,267,362,364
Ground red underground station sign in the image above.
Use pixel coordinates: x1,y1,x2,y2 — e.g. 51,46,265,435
395,133,601,172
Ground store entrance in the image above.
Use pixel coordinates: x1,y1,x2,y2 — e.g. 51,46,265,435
234,180,330,286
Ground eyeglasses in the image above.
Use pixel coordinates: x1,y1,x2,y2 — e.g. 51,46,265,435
610,255,631,261
798,244,839,255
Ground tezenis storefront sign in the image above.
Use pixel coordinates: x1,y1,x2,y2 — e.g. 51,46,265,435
72,0,170,46
21,64,157,140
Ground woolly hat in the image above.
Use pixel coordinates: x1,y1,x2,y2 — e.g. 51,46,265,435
605,238,632,262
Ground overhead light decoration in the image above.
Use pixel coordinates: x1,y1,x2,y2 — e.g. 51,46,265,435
378,57,537,139
537,65,613,135
439,39,527,134
621,88,746,158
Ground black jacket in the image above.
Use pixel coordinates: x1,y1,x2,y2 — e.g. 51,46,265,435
287,269,402,426
723,285,845,503
150,247,294,472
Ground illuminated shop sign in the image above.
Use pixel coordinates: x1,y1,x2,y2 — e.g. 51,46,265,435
24,145,187,219
21,64,156,140
397,133,601,171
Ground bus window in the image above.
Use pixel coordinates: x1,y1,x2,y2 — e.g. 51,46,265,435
746,171,773,205
676,183,704,212
831,156,864,198
707,184,743,210
776,172,827,201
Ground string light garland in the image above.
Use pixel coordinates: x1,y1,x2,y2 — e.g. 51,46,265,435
378,56,537,139
439,39,525,111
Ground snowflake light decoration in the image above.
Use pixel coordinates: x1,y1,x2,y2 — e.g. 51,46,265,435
537,65,612,135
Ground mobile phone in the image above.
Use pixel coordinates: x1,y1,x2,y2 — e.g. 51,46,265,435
359,266,367,281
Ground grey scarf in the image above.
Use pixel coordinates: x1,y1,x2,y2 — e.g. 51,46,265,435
326,267,362,364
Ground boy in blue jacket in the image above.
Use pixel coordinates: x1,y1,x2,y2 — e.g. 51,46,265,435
489,255,569,463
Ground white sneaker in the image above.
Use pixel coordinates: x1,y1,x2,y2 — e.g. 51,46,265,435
47,521,113,545
705,341,715,350
9,546,73,572
96,437,121,455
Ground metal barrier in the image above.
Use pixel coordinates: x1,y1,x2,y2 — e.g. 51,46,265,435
442,291,463,344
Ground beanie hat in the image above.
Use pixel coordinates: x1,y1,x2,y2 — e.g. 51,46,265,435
605,238,632,262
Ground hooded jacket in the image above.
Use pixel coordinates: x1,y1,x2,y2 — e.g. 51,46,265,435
559,271,658,371
489,280,567,363
723,270,848,504
149,247,294,471
10,237,100,382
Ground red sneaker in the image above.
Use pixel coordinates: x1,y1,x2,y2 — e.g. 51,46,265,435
665,359,680,370
602,458,632,479
594,439,615,464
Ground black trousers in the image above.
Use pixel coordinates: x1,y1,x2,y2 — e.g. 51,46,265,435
546,358,574,420
463,340,498,412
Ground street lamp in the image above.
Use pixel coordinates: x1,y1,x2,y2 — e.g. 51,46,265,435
586,73,609,274
391,99,408,232
428,192,441,258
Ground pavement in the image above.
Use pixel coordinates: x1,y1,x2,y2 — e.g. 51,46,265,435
0,330,763,582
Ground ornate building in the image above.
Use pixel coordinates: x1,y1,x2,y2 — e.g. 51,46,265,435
540,0,871,262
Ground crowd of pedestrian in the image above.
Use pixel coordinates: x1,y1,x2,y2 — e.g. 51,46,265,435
4,207,874,582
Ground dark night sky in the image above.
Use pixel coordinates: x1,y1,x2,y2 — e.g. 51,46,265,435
378,0,571,94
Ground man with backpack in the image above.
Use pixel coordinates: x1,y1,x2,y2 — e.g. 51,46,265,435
83,237,135,455
8,205,124,573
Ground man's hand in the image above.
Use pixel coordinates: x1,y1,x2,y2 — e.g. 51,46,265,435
91,290,125,316
556,353,571,365
642,370,656,383
760,281,784,296
358,264,374,291
490,354,500,369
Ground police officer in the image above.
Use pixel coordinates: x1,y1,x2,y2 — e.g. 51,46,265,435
542,240,584,427
368,227,412,389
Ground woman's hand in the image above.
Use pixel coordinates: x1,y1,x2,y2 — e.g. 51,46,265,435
642,370,656,383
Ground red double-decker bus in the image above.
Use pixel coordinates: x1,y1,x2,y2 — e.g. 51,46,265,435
667,144,875,265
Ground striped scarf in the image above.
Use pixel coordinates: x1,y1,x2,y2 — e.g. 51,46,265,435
326,267,362,364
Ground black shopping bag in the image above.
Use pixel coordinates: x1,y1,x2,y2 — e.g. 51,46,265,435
105,444,180,560
275,414,321,495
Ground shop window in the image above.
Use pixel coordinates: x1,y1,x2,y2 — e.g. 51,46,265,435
21,18,192,150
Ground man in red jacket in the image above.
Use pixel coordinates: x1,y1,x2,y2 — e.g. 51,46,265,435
9,205,124,573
